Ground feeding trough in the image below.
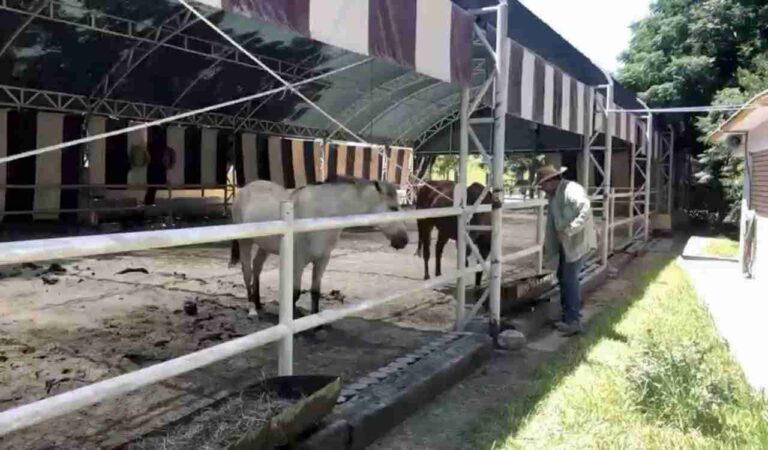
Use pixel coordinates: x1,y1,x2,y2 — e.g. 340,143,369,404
126,375,341,450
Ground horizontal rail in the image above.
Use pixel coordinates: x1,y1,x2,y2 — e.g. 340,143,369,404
0,220,288,266
0,184,229,190
0,200,550,265
502,199,547,210
610,215,645,229
0,206,493,266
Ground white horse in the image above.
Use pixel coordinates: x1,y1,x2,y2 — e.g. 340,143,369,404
229,176,409,319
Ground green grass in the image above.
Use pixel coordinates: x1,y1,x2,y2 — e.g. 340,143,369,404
703,237,740,259
468,256,768,449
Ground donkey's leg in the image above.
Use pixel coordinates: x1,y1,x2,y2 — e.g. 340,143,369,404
251,248,269,313
238,240,255,316
435,230,450,277
311,256,331,315
418,220,432,280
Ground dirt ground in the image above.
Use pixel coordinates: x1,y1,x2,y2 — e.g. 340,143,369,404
0,211,540,449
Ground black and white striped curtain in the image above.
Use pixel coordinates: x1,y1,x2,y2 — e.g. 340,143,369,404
235,135,324,188
86,118,230,190
0,110,81,222
325,143,384,182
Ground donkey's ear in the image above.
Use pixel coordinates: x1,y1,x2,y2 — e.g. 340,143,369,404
373,180,383,193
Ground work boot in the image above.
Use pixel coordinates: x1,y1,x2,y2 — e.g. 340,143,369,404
558,321,583,336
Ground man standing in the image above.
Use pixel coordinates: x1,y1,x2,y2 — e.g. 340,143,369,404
536,165,597,336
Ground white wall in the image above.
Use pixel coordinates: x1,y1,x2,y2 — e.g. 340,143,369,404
746,121,768,279
747,121,768,153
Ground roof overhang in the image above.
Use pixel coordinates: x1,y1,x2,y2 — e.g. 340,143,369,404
710,89,768,144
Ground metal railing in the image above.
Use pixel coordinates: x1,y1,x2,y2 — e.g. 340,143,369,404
0,183,233,219
0,195,547,436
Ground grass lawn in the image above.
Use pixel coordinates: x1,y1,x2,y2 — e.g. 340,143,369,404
468,256,768,449
703,237,740,259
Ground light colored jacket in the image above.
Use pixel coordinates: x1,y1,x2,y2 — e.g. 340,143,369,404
543,180,598,270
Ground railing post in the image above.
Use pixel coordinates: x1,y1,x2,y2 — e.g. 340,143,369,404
278,201,294,376
455,87,470,331
455,184,467,330
645,115,654,242
536,195,545,275
609,188,616,253
489,0,510,339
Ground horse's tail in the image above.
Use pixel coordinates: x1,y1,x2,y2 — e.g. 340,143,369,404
229,241,240,268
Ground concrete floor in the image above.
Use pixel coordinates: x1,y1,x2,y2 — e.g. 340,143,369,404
680,254,768,395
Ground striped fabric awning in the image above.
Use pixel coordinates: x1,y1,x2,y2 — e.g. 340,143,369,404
193,0,474,86
507,39,644,146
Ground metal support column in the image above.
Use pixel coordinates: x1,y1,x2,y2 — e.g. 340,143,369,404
455,88,470,330
667,125,675,214
599,71,615,267
278,202,295,376
644,115,654,241
489,0,510,338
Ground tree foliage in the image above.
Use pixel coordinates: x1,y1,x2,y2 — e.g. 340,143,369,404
617,0,768,222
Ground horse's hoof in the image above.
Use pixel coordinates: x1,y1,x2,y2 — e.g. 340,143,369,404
247,307,259,320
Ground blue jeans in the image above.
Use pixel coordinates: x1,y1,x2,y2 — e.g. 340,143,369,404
557,248,583,324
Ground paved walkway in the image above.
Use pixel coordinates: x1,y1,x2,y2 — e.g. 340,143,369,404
680,254,768,395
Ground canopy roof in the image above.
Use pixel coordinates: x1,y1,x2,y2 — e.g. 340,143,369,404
0,0,648,154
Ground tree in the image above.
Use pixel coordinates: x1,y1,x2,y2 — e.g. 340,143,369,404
617,0,768,224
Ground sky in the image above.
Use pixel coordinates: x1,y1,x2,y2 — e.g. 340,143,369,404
519,0,652,73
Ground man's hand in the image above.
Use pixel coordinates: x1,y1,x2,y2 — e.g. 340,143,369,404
556,230,568,243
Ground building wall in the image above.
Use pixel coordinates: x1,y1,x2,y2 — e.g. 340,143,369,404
746,121,768,279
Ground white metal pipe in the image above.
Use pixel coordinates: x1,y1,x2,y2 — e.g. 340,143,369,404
630,140,637,241
500,245,542,264
468,5,500,15
490,0,510,337
645,116,654,241
502,199,548,210
0,59,371,166
599,68,614,267
456,88,470,330
0,220,288,266
473,24,497,63
668,125,675,215
582,88,596,189
536,201,545,274
469,75,495,116
278,202,294,376
0,207,473,266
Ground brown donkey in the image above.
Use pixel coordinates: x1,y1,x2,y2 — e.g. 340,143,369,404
415,180,492,286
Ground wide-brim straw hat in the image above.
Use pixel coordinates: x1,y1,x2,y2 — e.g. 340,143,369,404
535,165,568,185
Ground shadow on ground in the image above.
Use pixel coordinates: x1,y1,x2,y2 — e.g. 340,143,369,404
467,237,686,448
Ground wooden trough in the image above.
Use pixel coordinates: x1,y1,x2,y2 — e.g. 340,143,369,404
125,375,341,450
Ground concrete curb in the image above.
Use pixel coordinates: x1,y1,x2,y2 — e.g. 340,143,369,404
300,333,493,449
